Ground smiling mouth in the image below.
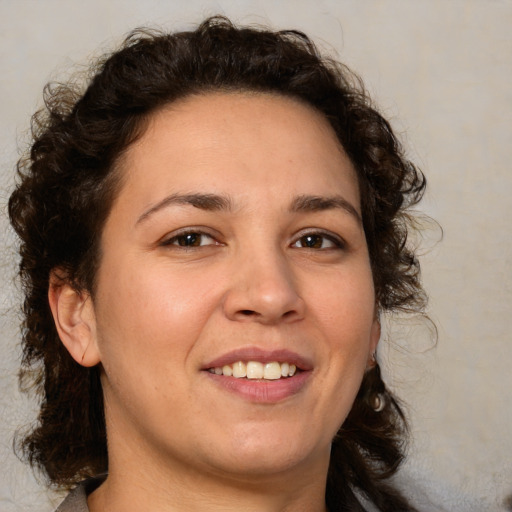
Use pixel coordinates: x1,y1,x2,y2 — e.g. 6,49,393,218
207,361,298,380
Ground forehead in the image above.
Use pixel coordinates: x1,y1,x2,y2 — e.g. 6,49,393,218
115,91,360,212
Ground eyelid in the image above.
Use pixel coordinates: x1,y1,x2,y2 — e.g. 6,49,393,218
159,227,222,247
291,228,346,249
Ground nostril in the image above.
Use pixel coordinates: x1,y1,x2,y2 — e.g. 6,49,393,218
240,310,255,316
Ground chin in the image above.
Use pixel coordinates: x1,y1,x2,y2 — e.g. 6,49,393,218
210,448,319,479
204,422,332,478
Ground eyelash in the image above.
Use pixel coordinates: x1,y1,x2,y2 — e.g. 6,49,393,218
160,229,219,248
160,229,345,251
291,230,345,250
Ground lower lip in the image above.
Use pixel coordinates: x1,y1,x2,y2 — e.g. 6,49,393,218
205,371,311,403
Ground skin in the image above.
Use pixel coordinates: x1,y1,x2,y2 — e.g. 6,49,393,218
50,92,380,511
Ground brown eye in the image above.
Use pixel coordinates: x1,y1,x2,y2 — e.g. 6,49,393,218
176,233,201,246
299,235,323,248
292,233,342,250
163,232,216,247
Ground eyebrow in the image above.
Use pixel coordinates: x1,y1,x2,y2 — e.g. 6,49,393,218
136,193,232,225
136,192,361,225
290,194,362,224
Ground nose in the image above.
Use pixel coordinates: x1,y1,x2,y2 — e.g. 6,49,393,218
222,251,305,325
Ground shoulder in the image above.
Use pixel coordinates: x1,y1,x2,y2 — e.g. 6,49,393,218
54,476,106,512
54,484,88,512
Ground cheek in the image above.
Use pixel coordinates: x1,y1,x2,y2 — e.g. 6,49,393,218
311,265,376,337
92,265,215,429
307,267,376,409
93,259,224,369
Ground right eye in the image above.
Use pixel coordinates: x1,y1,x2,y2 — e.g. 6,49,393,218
161,231,217,248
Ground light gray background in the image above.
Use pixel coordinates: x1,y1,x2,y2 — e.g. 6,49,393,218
1,1,511,511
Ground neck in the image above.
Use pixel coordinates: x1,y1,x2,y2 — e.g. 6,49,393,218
88,431,330,512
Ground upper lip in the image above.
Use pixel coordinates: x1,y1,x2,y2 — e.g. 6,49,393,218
202,347,314,371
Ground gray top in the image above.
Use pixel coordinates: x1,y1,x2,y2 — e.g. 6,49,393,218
55,477,105,512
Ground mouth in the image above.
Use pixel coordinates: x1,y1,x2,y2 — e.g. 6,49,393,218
201,348,312,402
207,360,300,380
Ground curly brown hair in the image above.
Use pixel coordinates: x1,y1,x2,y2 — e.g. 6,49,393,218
8,16,426,512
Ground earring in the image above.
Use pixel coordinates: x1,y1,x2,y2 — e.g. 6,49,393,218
369,392,386,412
365,356,386,412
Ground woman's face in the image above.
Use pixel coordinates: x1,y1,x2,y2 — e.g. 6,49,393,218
88,92,379,480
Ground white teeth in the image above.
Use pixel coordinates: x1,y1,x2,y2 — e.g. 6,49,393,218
246,361,264,379
209,361,300,380
263,362,282,380
232,361,247,378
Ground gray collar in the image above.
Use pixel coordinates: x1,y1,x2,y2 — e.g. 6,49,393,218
55,476,106,512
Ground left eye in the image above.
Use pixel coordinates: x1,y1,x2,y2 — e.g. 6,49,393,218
163,232,216,247
292,233,341,249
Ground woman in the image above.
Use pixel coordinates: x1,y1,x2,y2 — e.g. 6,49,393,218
8,16,426,512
